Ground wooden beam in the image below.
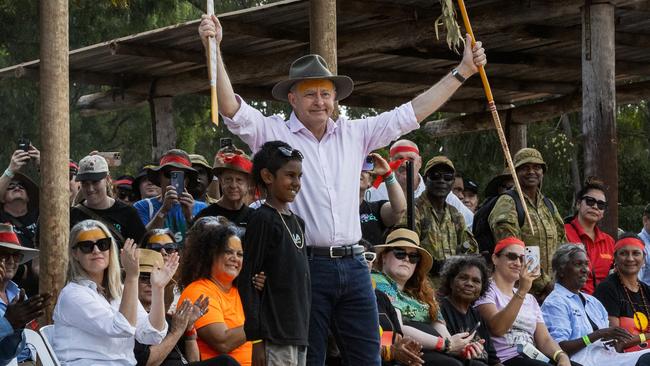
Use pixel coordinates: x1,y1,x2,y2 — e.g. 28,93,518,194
109,42,204,64
421,80,650,137
582,2,617,237
39,0,69,324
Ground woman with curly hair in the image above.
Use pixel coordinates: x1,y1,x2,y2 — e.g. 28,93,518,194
373,228,483,365
439,256,502,365
177,217,251,365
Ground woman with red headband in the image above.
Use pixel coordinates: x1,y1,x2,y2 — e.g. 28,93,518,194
475,237,571,366
594,233,650,352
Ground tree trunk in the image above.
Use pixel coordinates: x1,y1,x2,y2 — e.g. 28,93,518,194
151,97,176,160
39,0,69,324
310,0,338,116
582,1,617,237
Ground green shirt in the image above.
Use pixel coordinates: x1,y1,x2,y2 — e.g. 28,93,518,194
372,272,442,323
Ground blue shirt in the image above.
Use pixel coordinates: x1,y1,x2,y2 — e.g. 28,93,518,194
133,198,207,244
638,228,650,285
0,281,30,362
0,316,24,365
541,283,609,342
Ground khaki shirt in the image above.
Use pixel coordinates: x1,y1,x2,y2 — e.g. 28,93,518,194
488,190,566,294
403,195,477,264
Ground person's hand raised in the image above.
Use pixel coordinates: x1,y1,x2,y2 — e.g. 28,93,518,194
457,33,487,79
369,153,390,177
150,252,179,289
198,14,223,48
518,258,540,295
120,239,140,280
8,150,31,173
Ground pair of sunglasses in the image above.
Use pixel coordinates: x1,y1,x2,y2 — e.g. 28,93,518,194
363,252,376,263
278,146,304,160
148,243,179,253
74,237,112,254
582,196,607,211
139,274,151,284
391,248,421,264
7,182,24,190
427,172,454,182
499,251,525,263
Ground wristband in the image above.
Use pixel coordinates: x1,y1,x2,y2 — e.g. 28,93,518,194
552,350,566,362
3,168,14,178
443,338,451,353
641,333,647,343
384,172,397,186
514,291,526,300
582,335,591,346
251,339,263,344
451,68,467,83
435,336,444,351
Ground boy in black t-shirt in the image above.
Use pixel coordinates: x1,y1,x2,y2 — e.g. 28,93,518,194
239,141,309,366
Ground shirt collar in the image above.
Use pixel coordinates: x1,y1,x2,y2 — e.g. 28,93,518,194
570,216,607,242
555,282,593,303
287,111,338,135
3,281,19,304
76,278,99,291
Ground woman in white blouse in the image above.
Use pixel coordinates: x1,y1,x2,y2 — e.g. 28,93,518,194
53,219,178,365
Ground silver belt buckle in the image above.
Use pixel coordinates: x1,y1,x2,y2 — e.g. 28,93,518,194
329,246,343,258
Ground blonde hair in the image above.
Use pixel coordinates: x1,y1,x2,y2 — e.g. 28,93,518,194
68,220,122,301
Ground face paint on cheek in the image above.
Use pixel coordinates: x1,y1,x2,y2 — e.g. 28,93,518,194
77,228,108,242
295,79,335,95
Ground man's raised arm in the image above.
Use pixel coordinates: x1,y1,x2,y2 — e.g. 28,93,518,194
199,14,240,119
411,33,486,122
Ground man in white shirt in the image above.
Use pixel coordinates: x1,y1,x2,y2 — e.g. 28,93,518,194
368,139,474,228
199,14,486,366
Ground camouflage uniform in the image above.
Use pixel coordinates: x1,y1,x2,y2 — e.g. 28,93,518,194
488,148,566,297
401,156,477,280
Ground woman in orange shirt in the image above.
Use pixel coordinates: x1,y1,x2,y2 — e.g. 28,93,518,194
178,217,251,365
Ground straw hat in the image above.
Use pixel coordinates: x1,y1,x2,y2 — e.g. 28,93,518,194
138,249,163,273
0,223,39,264
374,228,433,278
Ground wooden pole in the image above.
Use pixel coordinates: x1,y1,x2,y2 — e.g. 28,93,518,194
39,0,69,323
151,97,176,160
582,1,617,237
508,123,528,154
206,0,219,125
309,0,337,73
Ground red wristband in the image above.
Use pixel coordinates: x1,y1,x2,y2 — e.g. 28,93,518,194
184,327,197,337
435,336,444,352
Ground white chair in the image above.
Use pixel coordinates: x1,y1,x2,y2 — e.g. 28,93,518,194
7,358,18,366
23,328,60,366
39,325,55,352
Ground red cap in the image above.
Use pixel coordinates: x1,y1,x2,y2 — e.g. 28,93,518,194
494,236,525,254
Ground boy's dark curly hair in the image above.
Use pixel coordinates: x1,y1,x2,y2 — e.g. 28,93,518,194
251,141,303,190
438,255,491,298
179,216,237,288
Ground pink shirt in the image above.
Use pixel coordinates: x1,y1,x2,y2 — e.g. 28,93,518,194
222,96,419,247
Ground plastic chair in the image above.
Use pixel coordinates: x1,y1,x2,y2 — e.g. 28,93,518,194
7,358,17,366
23,328,60,366
39,325,55,351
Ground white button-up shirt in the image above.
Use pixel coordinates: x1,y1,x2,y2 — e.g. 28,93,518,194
53,280,167,366
223,96,419,247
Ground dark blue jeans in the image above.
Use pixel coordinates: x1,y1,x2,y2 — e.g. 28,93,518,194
306,254,381,366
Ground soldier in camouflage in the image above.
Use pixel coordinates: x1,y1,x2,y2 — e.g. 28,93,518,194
488,148,566,301
401,156,477,281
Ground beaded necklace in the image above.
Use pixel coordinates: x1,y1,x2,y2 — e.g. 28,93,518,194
619,273,650,332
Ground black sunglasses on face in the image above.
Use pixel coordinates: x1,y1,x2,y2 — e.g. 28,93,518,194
148,243,179,253
278,146,304,160
7,182,24,190
582,196,607,211
74,237,112,254
139,274,151,284
391,248,421,264
427,172,454,182
499,251,525,263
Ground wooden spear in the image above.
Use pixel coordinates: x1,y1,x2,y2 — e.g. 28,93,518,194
206,0,219,126
456,0,535,233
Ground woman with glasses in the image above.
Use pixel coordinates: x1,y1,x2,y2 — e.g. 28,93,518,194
439,256,502,365
178,217,252,365
564,177,614,294
475,237,571,366
373,228,484,365
53,219,178,365
142,228,182,312
594,234,650,353
359,153,406,246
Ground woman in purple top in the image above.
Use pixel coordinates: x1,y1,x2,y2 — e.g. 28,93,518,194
475,237,572,366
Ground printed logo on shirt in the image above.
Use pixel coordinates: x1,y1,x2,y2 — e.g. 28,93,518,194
292,233,302,246
600,253,613,259
360,213,380,224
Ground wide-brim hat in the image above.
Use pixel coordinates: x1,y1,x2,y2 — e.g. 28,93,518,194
0,223,38,264
513,148,546,172
138,249,164,273
148,149,197,186
271,54,354,102
3,172,39,212
374,228,433,279
423,156,455,177
484,167,512,198
213,147,252,176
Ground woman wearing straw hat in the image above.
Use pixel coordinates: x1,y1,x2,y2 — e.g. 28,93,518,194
373,228,484,365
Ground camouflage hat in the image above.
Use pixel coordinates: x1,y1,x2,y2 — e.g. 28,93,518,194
423,156,455,176
513,148,546,171
189,154,212,171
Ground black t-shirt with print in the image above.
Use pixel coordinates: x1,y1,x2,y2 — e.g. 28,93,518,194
360,200,388,246
71,200,146,247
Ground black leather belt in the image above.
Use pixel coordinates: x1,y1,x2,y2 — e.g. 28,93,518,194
307,244,364,258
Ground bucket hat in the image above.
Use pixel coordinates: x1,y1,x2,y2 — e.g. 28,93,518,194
423,156,455,177
513,148,546,172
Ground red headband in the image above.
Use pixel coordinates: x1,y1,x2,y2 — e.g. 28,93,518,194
160,155,191,168
615,237,645,252
114,179,133,186
372,158,406,188
389,146,419,158
494,236,525,254
221,154,252,173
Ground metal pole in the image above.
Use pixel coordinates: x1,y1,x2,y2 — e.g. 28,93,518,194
406,161,415,231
